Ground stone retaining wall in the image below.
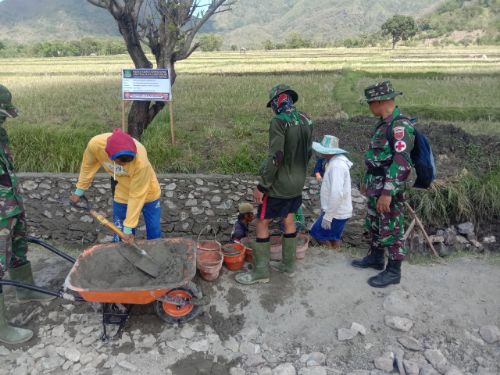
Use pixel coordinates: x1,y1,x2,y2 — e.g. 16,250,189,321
18,173,367,247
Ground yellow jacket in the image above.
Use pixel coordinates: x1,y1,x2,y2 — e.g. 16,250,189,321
76,133,161,228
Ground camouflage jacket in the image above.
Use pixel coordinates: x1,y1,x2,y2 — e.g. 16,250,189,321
258,109,313,198
363,107,415,197
0,125,23,219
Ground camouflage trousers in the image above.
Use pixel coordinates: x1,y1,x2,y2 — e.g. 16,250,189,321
0,213,28,278
365,193,407,261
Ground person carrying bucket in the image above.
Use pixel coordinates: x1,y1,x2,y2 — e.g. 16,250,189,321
70,128,162,244
236,84,313,285
309,135,353,249
0,85,55,345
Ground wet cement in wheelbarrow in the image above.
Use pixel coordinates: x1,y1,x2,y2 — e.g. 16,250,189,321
69,242,188,289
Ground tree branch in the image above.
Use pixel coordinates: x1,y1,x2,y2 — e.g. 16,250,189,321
178,0,231,61
87,0,111,8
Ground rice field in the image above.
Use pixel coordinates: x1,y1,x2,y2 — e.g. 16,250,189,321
2,46,500,76
0,46,499,174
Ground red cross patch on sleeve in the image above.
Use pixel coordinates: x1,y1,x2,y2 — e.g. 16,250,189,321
393,126,405,141
394,140,407,152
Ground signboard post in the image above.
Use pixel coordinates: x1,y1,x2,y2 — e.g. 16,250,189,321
121,68,174,143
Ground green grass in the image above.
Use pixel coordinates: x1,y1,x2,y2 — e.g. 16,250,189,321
334,70,500,122
408,168,500,226
2,46,500,174
5,72,341,173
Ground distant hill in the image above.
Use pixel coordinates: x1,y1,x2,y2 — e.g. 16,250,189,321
418,0,500,44
206,0,444,48
0,0,444,47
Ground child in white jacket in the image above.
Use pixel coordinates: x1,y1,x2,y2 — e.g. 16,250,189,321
310,135,353,249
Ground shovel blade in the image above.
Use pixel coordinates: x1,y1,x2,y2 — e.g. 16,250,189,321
118,246,161,278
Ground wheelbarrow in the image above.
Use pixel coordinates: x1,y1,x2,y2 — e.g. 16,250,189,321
0,236,206,341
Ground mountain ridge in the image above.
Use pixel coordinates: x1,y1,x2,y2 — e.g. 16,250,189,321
0,0,444,46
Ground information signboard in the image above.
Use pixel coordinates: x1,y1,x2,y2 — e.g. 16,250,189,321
122,69,171,101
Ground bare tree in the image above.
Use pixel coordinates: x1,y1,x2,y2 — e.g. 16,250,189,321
87,0,232,138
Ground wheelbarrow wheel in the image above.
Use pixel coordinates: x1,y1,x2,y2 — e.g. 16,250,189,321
154,281,203,325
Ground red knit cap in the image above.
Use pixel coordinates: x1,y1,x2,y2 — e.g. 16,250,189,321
105,128,137,160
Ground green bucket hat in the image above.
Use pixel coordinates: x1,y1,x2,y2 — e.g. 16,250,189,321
361,80,403,103
0,84,18,118
266,84,299,108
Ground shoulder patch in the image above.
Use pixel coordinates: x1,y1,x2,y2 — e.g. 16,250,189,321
393,126,405,141
394,140,407,153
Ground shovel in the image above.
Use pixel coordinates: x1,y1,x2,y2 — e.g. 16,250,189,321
66,196,161,278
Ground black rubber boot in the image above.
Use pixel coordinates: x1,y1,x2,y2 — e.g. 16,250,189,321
351,249,385,270
367,259,402,288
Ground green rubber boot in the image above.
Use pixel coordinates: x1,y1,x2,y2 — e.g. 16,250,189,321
0,292,33,345
8,262,56,303
235,240,270,285
270,235,296,276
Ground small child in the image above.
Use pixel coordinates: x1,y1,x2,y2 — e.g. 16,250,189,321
313,157,327,183
230,203,255,243
310,135,353,249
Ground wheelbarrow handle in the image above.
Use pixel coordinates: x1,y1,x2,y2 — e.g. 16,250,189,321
26,236,76,264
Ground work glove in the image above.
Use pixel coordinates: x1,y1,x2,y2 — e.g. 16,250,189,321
321,217,332,230
321,212,335,230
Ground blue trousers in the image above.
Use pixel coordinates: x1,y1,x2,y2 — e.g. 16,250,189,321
310,212,348,241
112,199,162,242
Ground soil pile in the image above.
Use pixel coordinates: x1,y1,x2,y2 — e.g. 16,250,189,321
313,115,500,179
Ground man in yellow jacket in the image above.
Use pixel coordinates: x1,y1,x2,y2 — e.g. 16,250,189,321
70,129,161,243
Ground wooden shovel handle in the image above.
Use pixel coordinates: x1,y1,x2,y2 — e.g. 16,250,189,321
404,202,439,257
89,209,127,241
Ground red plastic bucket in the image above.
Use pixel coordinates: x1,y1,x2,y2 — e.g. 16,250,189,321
239,238,254,263
222,243,246,271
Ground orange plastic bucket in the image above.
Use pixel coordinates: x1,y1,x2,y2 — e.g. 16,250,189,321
222,243,246,271
240,238,254,263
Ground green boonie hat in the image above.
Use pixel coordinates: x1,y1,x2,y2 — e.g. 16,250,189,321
361,80,403,103
0,84,18,118
266,84,299,108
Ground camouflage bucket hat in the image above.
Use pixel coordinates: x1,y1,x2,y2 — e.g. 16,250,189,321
0,84,18,118
361,80,403,103
266,84,299,108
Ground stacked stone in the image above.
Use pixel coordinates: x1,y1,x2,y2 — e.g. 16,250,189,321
18,173,366,248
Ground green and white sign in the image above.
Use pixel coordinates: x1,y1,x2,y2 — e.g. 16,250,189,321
122,69,171,101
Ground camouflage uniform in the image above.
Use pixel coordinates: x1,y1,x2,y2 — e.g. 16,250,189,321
363,92,415,261
0,85,27,278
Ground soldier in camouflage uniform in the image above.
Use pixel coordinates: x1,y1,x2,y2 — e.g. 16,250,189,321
351,81,415,288
0,85,53,345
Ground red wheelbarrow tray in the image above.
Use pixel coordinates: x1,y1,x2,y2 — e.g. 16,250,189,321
64,238,197,305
